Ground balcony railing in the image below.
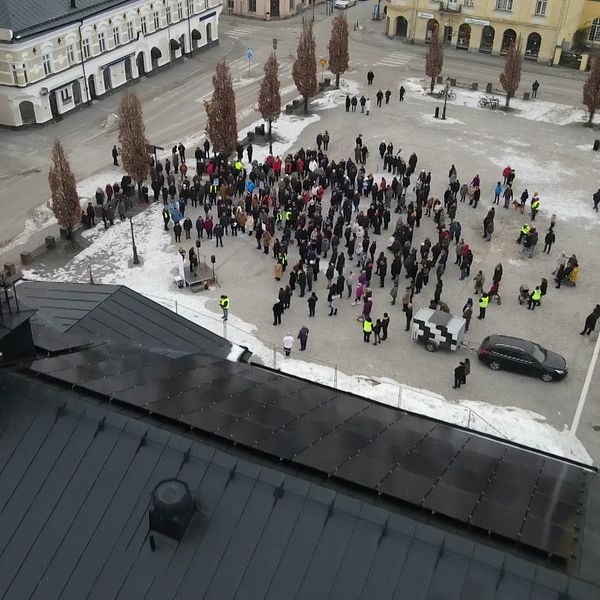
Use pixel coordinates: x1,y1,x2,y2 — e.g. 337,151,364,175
440,0,461,12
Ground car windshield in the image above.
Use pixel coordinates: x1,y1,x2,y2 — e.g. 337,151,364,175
530,343,546,363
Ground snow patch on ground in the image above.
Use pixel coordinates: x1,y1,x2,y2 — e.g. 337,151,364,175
420,113,465,126
402,77,597,127
311,78,361,110
0,167,123,252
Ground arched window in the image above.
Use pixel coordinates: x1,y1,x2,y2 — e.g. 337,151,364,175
590,18,600,43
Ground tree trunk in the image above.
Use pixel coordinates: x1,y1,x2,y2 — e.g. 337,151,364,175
304,96,309,114
505,93,511,109
268,119,273,155
430,77,435,93
589,108,595,125
335,73,340,89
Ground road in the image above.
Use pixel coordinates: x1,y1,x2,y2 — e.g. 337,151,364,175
0,2,589,265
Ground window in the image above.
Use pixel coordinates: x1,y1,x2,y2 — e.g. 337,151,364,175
12,65,18,84
187,0,194,15
463,0,474,6
22,63,28,83
127,21,135,40
289,0,294,8
42,53,52,75
60,88,72,103
248,0,256,11
177,2,184,19
98,31,106,52
534,0,547,15
113,27,120,46
153,11,160,29
67,43,75,64
82,37,91,58
495,0,512,9
166,6,172,23
590,18,600,42
141,16,148,34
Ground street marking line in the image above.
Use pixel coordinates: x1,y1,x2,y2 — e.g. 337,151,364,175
571,331,600,435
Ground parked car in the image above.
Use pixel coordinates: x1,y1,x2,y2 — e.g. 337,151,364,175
334,0,357,8
478,335,567,382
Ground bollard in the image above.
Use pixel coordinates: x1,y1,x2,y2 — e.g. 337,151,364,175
450,78,456,86
471,82,478,91
45,235,56,249
485,83,493,94
593,140,600,152
434,107,440,119
523,91,530,101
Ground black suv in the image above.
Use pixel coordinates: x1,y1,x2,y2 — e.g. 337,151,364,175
478,335,568,382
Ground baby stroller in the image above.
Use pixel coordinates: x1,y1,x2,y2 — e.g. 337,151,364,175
518,284,530,305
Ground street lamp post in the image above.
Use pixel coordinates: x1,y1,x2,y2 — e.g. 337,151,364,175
441,77,450,121
128,209,140,265
312,0,315,22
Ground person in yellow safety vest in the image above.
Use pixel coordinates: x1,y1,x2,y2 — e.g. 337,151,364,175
278,253,288,272
516,223,530,244
219,294,230,321
478,293,489,319
530,194,540,221
284,210,292,228
276,209,283,229
234,160,243,172
528,286,542,310
363,317,373,342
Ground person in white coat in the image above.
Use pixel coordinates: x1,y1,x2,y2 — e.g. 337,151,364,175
365,98,371,115
283,333,294,357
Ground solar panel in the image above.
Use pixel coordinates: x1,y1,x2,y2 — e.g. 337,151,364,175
470,499,525,539
520,516,574,558
181,407,237,432
217,418,275,446
254,429,310,459
422,483,479,521
147,389,212,418
246,405,298,429
378,468,436,504
217,394,266,417
293,432,359,473
334,455,392,488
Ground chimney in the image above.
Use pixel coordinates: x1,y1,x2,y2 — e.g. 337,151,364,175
70,0,76,9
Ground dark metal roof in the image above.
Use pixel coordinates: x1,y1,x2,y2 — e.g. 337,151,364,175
17,281,235,360
1,369,598,600
0,0,130,38
29,341,594,564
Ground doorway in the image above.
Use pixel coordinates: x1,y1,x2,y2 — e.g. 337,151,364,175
270,0,280,17
125,57,133,81
443,25,453,44
72,80,82,105
456,23,470,50
88,75,97,99
19,101,36,125
136,52,146,76
49,91,61,120
395,17,408,38
102,67,112,92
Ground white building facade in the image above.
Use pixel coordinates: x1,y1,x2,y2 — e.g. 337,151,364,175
0,0,222,127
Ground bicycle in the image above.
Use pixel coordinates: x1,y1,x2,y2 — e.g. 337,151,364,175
478,96,500,109
437,88,456,100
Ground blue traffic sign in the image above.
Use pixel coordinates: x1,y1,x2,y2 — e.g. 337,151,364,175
247,47,254,60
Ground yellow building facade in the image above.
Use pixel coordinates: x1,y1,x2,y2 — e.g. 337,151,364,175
385,0,600,65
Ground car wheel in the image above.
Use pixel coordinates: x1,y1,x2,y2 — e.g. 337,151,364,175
540,372,553,382
489,361,501,371
425,342,437,352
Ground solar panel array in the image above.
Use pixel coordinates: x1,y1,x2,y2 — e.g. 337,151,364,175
30,345,589,560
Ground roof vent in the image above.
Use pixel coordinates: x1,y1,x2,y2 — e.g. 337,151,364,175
149,479,195,542
70,0,76,9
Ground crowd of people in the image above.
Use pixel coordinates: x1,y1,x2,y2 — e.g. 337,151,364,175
93,108,597,387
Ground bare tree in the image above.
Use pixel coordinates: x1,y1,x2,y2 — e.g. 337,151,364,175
292,21,318,114
583,56,600,125
205,59,238,157
328,12,349,89
499,37,523,109
118,91,149,197
425,25,443,93
48,141,80,240
257,53,281,155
